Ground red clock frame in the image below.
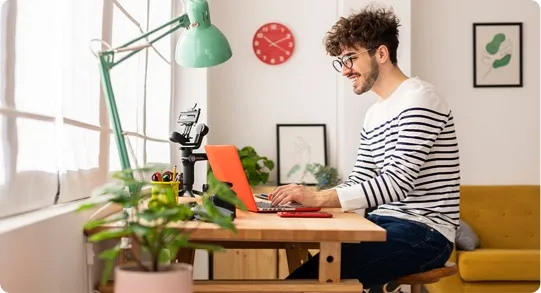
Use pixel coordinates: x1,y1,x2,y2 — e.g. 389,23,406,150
252,22,295,65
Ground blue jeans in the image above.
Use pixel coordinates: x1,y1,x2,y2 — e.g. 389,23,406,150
286,214,453,289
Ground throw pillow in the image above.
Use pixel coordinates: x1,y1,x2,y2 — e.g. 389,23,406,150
456,219,480,251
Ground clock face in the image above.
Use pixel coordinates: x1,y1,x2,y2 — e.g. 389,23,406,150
252,22,295,65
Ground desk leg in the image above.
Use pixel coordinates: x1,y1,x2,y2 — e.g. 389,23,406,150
176,248,196,265
318,242,341,283
285,243,303,273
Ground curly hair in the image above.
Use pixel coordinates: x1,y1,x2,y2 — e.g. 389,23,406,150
324,4,401,64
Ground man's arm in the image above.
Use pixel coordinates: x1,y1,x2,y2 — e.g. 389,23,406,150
314,189,341,208
334,133,379,189
335,93,450,212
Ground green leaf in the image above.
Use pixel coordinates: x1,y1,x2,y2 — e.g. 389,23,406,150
241,158,256,170
88,228,131,242
101,259,115,285
76,202,99,212
264,160,275,170
84,211,128,230
260,173,269,183
99,244,122,260
201,199,236,232
130,223,153,237
98,244,121,285
158,248,171,264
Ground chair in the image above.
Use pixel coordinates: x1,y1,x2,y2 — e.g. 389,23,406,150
395,262,457,293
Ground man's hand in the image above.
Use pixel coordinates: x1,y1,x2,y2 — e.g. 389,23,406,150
269,184,320,207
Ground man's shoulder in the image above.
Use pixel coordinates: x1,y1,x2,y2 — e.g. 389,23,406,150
395,77,449,115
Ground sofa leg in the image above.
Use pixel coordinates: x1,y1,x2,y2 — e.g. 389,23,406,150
410,284,422,293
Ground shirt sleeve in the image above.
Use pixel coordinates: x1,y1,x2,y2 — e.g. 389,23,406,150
334,131,379,188
335,89,450,212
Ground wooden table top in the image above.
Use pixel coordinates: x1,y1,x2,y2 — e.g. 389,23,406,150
88,206,386,243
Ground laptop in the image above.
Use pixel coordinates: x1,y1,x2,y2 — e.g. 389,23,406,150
205,144,321,213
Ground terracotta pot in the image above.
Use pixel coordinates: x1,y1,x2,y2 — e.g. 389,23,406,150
114,262,193,293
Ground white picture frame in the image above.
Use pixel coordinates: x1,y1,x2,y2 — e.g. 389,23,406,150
276,124,327,185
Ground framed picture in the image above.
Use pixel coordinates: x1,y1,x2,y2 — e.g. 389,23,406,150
473,22,523,88
276,124,327,185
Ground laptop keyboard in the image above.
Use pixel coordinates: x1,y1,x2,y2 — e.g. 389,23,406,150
256,201,300,211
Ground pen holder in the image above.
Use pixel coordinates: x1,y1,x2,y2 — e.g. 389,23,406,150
150,181,180,204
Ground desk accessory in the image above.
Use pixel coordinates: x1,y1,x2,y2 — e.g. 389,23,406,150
192,182,236,220
91,0,232,179
169,104,209,197
277,211,333,218
254,193,269,200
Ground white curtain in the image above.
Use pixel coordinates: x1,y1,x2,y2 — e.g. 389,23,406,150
0,0,174,218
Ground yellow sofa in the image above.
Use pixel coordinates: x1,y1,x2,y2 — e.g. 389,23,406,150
425,185,540,293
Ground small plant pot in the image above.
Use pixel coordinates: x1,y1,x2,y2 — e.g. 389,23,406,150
114,262,193,293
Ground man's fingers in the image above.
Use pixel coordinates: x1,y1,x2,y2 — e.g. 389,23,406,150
270,184,295,200
278,194,294,206
271,190,286,205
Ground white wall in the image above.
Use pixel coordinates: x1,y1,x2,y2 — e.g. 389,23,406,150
206,0,412,183
0,208,101,293
411,0,540,185
207,0,340,181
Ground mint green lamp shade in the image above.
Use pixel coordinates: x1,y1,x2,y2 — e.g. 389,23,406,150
175,0,232,68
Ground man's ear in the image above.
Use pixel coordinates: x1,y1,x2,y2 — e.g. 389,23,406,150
375,45,390,64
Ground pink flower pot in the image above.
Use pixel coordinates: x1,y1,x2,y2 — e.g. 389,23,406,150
114,262,193,293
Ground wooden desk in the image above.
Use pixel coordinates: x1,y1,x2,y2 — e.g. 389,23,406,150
89,205,386,292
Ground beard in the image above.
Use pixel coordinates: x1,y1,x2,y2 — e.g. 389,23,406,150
353,56,379,95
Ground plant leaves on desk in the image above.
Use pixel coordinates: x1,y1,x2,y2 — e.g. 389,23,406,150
78,163,245,285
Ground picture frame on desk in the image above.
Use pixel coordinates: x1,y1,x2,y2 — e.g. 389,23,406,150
473,22,523,88
276,124,327,186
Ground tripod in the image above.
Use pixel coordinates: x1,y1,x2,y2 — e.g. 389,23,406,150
170,105,209,197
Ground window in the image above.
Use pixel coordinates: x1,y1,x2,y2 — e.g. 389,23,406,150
0,0,174,218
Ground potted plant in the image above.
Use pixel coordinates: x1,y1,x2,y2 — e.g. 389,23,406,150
238,146,274,186
306,163,341,190
208,146,274,187
78,164,244,293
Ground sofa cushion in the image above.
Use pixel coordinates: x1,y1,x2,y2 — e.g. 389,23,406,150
456,219,480,251
458,249,540,281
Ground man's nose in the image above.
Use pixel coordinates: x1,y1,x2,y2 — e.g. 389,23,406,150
341,66,351,77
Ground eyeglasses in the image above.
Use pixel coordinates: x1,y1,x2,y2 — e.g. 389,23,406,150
332,48,373,73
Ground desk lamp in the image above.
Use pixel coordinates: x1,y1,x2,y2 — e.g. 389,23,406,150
95,0,231,176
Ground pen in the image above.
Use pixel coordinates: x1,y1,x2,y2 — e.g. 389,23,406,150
173,165,177,182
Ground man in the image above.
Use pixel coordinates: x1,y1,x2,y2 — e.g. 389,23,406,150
269,4,460,289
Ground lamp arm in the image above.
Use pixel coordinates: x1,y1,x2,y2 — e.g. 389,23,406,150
103,14,190,69
97,13,190,172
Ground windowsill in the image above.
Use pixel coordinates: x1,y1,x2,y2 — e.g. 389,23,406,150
0,196,110,235
0,186,153,235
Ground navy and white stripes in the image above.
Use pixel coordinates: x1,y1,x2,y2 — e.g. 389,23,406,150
335,78,460,242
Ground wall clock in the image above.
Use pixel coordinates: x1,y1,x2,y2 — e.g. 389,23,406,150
252,22,295,65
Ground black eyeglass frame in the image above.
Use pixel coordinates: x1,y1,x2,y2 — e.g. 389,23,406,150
332,48,374,73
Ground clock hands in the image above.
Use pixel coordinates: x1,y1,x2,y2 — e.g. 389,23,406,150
272,35,291,45
262,35,290,54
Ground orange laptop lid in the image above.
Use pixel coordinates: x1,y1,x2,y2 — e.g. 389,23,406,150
204,145,258,212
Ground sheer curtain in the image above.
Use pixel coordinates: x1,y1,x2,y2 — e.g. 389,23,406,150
0,0,174,218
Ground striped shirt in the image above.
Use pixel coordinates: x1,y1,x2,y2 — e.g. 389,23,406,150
335,77,460,242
